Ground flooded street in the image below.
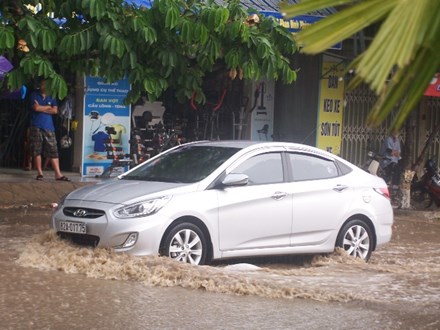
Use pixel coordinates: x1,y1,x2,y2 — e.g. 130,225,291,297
1,207,439,329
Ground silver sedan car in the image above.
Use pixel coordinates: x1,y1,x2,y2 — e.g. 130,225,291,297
52,141,393,265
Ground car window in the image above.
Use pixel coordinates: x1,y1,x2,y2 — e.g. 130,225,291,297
231,153,284,185
122,145,240,183
288,153,338,181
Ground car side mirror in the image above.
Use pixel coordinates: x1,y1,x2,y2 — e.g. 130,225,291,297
221,173,249,187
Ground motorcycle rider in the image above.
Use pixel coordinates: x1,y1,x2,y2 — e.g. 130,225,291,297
380,129,402,187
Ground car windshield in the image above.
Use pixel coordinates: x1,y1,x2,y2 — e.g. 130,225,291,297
121,145,241,183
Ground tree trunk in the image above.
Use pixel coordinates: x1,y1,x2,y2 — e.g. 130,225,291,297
400,113,416,209
401,109,440,209
401,169,415,209
412,122,440,172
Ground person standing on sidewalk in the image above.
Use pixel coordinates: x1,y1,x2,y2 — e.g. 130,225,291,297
30,79,70,181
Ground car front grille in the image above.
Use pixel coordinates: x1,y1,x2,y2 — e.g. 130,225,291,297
58,232,100,248
63,207,105,219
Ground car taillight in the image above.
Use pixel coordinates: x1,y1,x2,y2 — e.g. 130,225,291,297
374,187,390,199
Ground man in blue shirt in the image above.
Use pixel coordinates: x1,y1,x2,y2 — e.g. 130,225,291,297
30,79,70,181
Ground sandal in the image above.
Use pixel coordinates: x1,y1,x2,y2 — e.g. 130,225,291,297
56,176,71,182
36,175,44,181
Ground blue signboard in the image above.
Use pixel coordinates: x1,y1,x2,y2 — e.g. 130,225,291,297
82,76,131,177
260,11,342,50
124,0,153,7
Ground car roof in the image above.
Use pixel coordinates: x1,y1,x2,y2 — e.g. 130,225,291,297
187,140,332,156
186,140,261,148
185,140,354,167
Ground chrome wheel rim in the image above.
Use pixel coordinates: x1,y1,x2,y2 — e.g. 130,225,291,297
342,225,370,260
168,229,203,265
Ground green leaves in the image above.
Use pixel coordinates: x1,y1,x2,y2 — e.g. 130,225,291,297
202,7,230,32
141,26,157,45
193,23,209,44
102,34,126,58
255,37,274,59
20,54,54,77
225,49,240,68
165,6,180,29
0,26,15,50
82,0,106,20
6,69,25,92
59,30,94,56
48,73,68,100
157,50,178,68
2,0,297,104
179,20,193,43
17,16,39,33
38,28,57,51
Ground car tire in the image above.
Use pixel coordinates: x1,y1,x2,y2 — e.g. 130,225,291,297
336,219,373,262
161,222,208,265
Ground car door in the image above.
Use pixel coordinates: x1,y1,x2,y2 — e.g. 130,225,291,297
217,151,293,251
287,152,354,246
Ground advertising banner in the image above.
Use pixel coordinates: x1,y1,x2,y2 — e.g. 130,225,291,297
250,80,275,141
316,62,345,155
82,76,131,177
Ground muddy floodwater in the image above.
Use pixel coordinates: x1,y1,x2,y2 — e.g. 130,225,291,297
1,207,439,329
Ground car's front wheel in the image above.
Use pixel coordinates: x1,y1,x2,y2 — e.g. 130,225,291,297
336,219,373,261
161,222,208,265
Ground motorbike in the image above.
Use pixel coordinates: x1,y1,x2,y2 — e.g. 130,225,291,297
364,150,402,208
411,159,440,208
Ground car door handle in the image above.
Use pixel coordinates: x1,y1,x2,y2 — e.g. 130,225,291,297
271,191,287,200
333,184,349,192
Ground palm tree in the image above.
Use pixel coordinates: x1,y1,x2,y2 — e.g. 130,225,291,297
281,0,440,130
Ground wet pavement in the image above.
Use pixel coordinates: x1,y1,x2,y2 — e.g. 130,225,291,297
0,210,439,329
0,167,101,208
1,168,439,329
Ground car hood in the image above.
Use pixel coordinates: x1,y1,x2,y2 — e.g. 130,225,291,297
66,179,193,204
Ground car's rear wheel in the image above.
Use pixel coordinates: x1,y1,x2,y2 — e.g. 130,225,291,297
161,222,208,265
336,219,373,261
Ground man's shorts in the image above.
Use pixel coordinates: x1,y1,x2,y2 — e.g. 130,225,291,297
30,127,59,159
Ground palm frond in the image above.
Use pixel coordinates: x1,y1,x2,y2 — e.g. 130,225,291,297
292,0,395,54
281,0,440,129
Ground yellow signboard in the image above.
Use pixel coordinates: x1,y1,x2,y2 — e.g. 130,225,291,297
316,62,345,155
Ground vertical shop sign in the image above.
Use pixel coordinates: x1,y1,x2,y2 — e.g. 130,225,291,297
316,62,345,155
250,79,275,141
82,76,131,177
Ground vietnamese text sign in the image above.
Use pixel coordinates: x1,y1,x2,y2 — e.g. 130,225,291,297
316,62,345,155
82,76,131,177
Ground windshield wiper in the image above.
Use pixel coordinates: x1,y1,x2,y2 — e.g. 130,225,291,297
120,175,149,181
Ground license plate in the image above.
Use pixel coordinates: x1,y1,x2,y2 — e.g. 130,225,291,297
59,221,86,234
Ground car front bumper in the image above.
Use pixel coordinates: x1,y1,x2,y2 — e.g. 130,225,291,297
51,200,168,256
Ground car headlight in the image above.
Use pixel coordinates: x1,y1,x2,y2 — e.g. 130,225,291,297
113,196,171,219
52,194,68,211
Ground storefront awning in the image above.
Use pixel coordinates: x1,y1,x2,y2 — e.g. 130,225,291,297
425,73,440,98
124,0,335,16
123,0,153,8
